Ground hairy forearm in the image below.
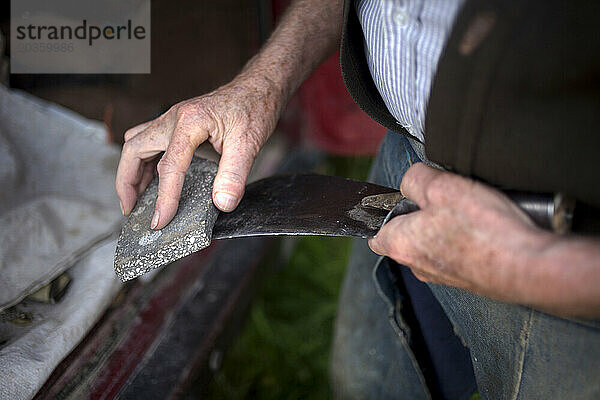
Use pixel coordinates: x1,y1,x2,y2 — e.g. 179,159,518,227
513,232,600,318
236,0,344,112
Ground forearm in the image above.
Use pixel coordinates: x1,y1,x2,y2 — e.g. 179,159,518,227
236,0,344,112
116,1,344,226
513,232,600,318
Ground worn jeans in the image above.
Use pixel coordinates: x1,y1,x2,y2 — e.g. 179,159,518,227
331,131,600,399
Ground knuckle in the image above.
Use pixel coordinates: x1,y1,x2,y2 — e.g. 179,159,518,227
174,110,209,146
121,140,134,155
120,141,142,160
197,107,217,131
244,130,264,154
175,103,197,121
165,103,177,114
156,156,182,176
171,132,195,152
424,178,442,202
218,169,245,187
224,130,263,159
425,173,454,204
233,110,251,129
400,168,418,195
123,128,136,142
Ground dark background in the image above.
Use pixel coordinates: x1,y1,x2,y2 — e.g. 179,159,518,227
0,0,265,143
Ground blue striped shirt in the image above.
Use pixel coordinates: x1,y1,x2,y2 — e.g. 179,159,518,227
356,0,464,142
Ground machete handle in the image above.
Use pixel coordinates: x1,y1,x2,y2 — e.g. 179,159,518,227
371,191,575,234
505,191,575,234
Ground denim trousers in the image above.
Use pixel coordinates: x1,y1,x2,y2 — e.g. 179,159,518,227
331,131,600,400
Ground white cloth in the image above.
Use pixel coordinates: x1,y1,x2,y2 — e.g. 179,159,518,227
0,86,124,399
0,85,122,311
355,0,464,141
0,239,121,400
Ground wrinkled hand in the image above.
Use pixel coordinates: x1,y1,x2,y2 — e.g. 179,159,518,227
115,76,282,230
369,163,548,301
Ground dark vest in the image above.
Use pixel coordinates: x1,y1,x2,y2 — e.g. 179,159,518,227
340,0,600,233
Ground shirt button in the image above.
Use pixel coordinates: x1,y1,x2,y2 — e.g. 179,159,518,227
393,10,408,26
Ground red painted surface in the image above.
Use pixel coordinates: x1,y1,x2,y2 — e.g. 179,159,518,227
298,53,386,155
34,245,218,400
88,246,218,400
273,0,386,155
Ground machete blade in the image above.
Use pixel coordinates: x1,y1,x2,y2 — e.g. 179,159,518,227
114,156,399,282
213,174,398,240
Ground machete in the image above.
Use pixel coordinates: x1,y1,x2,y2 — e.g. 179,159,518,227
113,158,574,281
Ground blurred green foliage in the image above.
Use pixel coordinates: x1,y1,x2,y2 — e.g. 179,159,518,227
209,235,350,399
207,156,372,399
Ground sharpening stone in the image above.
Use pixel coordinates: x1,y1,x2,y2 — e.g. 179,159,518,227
114,157,219,281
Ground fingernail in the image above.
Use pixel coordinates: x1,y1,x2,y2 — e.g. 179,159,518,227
119,201,125,216
151,210,160,230
215,192,236,211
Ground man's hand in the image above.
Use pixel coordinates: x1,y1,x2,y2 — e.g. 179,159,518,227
369,163,541,299
369,163,600,318
115,76,281,230
115,0,343,230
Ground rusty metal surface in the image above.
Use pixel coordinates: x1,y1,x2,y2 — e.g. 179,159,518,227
361,192,405,212
213,174,398,240
114,157,219,282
